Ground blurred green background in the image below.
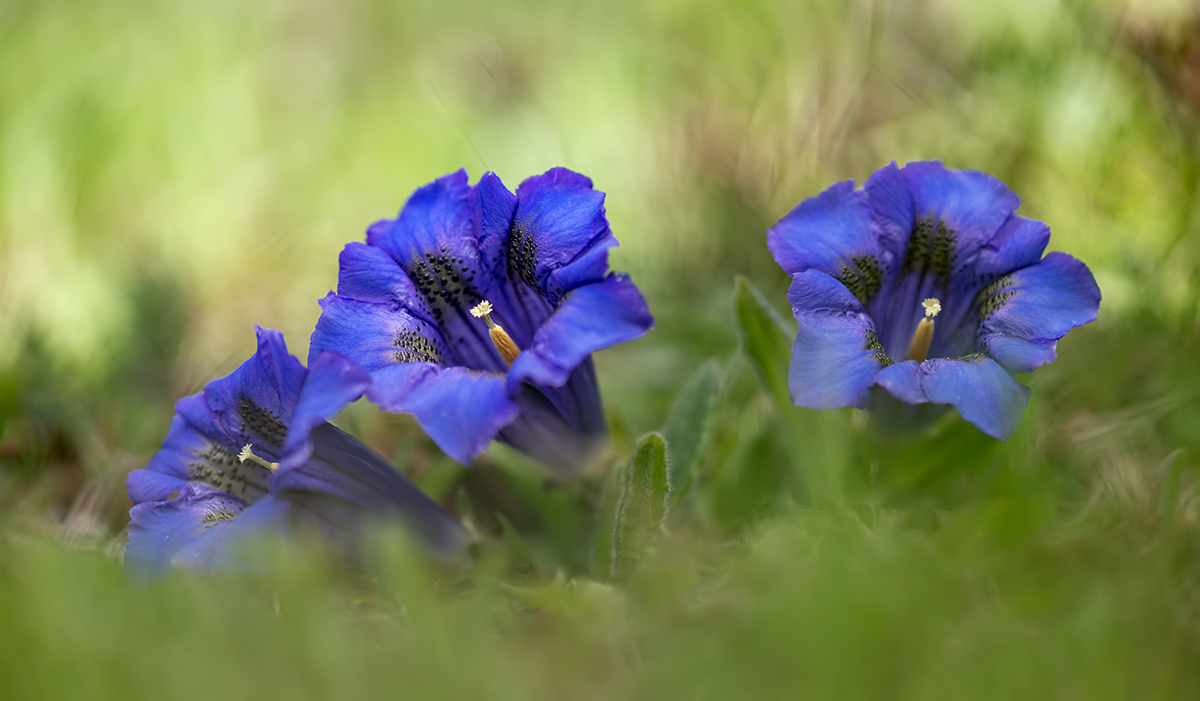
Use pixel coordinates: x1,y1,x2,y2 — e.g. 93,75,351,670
3,0,1200,698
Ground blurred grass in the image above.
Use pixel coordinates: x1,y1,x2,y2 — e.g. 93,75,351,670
3,0,1200,697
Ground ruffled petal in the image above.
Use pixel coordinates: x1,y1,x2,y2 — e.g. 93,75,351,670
768,179,884,279
309,294,453,372
770,163,913,315
138,413,205,483
279,351,371,469
363,170,520,369
873,357,1032,440
870,163,1022,359
507,274,653,392
124,486,254,578
365,169,478,270
365,364,520,464
512,168,616,302
900,161,1020,260
333,242,434,321
975,214,1050,276
861,161,915,257
200,327,305,460
143,398,273,505
126,468,187,505
979,252,1101,374
274,423,469,555
786,270,890,410
166,494,293,573
475,171,519,281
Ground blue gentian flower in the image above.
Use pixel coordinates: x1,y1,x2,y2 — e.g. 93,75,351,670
767,161,1101,440
125,327,467,577
308,168,654,469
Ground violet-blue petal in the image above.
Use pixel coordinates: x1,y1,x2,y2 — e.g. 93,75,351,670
475,171,519,277
125,486,252,577
366,363,520,464
131,413,204,501
275,423,469,555
512,168,615,297
870,163,1022,358
167,494,293,572
786,269,888,410
767,179,884,278
201,327,305,453
899,161,1020,268
873,357,1032,440
366,169,477,270
860,161,915,256
975,214,1051,276
126,467,187,505
280,351,372,469
979,252,1101,374
333,242,433,320
500,382,605,472
309,293,450,372
507,274,653,392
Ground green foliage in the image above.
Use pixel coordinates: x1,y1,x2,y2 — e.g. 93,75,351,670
662,360,718,507
3,0,1200,697
611,432,671,579
733,276,793,411
733,276,846,508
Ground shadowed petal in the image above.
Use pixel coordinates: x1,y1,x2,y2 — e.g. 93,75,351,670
280,351,372,469
275,423,469,555
366,364,520,464
134,414,205,494
167,494,293,572
125,486,252,578
873,357,1032,440
786,270,889,410
201,328,305,457
507,274,653,392
499,381,605,471
979,252,1101,374
148,376,276,505
126,467,187,505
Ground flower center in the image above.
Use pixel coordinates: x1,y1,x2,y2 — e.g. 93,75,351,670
470,300,521,365
238,444,279,472
905,298,941,363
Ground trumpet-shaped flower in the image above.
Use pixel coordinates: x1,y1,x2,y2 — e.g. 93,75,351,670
767,161,1100,439
309,168,653,469
125,327,467,577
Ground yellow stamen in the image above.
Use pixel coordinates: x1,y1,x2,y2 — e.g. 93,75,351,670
238,444,278,472
470,299,521,365
905,297,941,363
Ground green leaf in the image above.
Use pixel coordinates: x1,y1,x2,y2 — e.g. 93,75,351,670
591,460,626,578
611,432,671,578
663,360,718,507
733,275,794,410
732,276,845,508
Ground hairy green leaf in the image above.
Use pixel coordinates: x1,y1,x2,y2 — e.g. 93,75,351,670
611,432,671,578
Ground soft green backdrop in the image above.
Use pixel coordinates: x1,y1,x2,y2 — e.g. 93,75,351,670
2,0,1200,698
